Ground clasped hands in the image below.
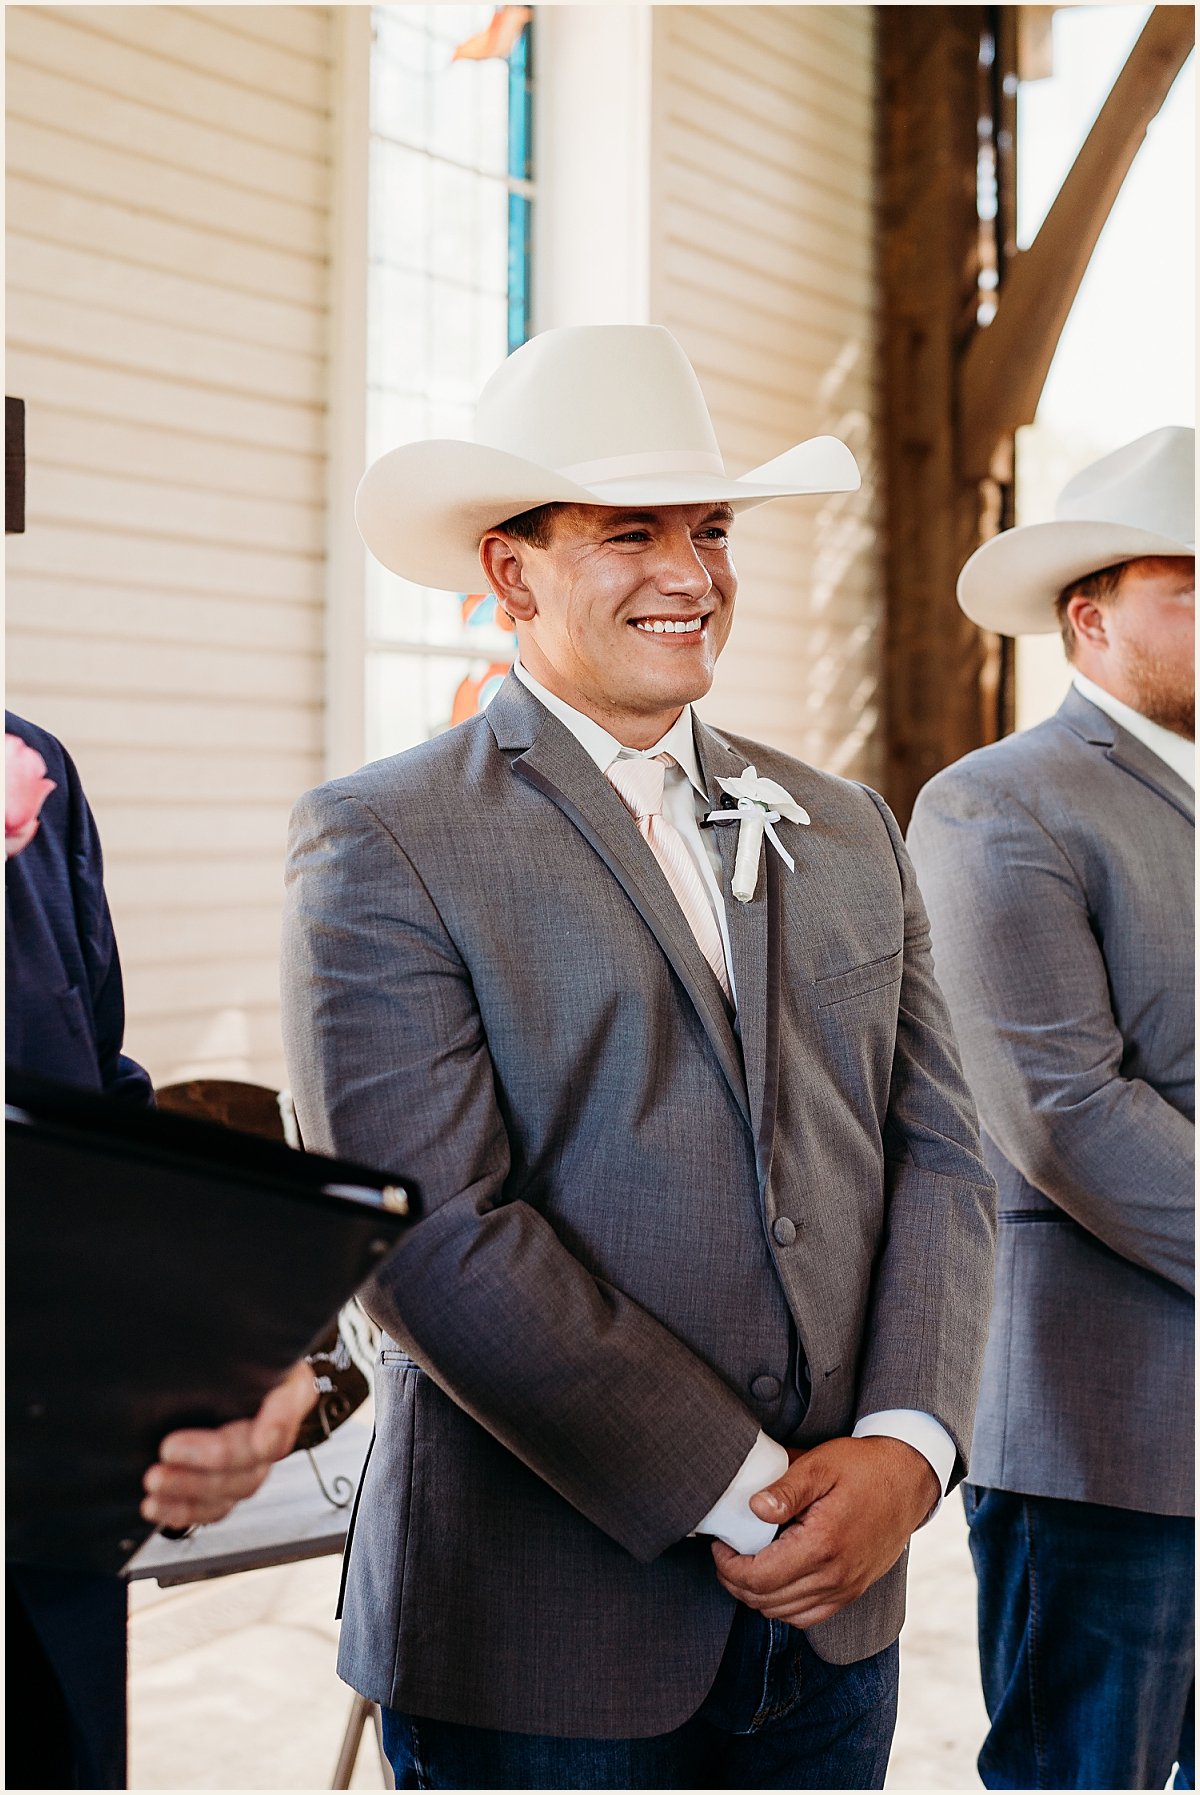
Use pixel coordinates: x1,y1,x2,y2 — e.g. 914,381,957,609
140,1360,318,1532
139,1375,939,1596
711,1435,940,1628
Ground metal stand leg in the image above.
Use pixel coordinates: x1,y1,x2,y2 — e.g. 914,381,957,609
332,1689,390,1788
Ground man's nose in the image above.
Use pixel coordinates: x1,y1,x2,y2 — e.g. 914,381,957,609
652,530,713,598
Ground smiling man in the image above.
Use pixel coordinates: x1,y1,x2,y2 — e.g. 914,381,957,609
282,325,996,1790
492,499,737,738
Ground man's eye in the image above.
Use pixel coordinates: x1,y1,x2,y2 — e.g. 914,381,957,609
697,527,730,542
610,530,650,543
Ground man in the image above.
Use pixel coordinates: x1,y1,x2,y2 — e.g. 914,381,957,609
5,711,315,1788
282,324,996,1789
907,426,1194,1791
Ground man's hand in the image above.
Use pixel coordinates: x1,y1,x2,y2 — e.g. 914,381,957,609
710,1435,940,1628
140,1360,318,1532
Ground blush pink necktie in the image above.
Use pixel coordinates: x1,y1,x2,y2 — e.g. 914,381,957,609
606,753,732,1002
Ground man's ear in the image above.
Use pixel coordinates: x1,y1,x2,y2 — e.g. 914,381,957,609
480,533,536,622
1066,592,1109,651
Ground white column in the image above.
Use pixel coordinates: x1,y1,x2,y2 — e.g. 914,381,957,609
532,5,653,330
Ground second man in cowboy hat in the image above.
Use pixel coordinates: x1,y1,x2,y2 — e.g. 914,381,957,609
908,426,1195,1791
282,324,997,1789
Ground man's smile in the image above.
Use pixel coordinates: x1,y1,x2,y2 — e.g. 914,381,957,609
630,613,710,637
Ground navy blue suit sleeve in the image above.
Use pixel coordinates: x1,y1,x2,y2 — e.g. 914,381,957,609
5,713,153,1105
66,754,153,1105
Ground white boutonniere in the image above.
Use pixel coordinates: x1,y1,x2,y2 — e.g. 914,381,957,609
706,767,810,903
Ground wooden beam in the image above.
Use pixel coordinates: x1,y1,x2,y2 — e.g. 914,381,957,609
959,6,1194,478
880,7,999,826
882,5,1191,821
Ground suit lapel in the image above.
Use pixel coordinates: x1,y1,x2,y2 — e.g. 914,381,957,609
694,719,781,1187
1058,687,1195,826
487,677,751,1131
1106,735,1195,826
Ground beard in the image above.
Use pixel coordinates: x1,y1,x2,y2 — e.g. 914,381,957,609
1123,638,1196,740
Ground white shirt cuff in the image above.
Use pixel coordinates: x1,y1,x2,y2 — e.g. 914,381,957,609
852,1409,956,1521
688,1430,790,1555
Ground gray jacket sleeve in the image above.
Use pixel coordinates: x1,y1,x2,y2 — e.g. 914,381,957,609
281,787,761,1563
852,792,998,1481
908,767,1194,1295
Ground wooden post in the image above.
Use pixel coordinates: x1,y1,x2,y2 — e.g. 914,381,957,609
878,5,1192,825
879,8,994,826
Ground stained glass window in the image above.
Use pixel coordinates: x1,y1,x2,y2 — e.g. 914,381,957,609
364,6,533,764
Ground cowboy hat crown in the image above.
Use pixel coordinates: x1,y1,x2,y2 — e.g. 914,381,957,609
475,324,723,478
957,425,1195,637
355,325,861,593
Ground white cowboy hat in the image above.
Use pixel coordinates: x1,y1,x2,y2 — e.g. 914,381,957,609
957,425,1195,636
355,325,861,592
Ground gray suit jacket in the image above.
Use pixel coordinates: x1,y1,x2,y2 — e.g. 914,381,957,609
908,686,1194,1518
281,673,996,1737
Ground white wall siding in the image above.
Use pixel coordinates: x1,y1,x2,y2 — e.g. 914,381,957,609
651,6,882,784
6,4,334,1089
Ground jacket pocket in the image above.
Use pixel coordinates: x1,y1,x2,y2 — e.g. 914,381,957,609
814,948,903,1009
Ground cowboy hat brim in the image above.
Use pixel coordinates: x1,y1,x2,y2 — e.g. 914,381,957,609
957,519,1195,636
355,435,860,593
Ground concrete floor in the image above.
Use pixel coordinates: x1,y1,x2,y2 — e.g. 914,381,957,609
128,1465,988,1791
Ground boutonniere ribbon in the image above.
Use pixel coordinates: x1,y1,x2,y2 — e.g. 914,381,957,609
706,766,810,903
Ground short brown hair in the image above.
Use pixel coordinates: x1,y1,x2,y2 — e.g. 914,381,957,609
1055,561,1126,660
495,502,565,547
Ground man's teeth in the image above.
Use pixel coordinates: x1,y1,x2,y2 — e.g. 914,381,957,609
633,617,704,634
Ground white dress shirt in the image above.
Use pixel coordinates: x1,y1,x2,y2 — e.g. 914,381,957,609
1072,671,1195,789
512,659,956,1552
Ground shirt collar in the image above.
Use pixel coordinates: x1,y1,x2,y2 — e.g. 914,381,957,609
1072,671,1195,789
512,659,707,795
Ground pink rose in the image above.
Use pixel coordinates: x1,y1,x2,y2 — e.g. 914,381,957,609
6,734,56,859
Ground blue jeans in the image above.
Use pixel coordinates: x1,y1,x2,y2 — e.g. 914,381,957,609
382,1602,898,1789
963,1483,1195,1790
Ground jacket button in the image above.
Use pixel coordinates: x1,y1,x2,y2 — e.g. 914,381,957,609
772,1216,796,1246
750,1373,781,1401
